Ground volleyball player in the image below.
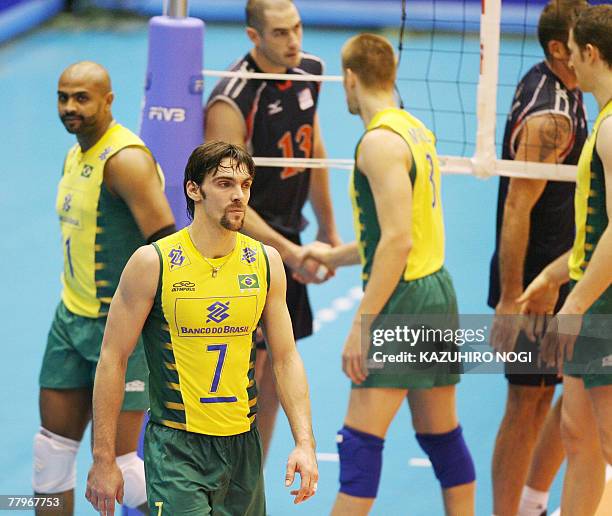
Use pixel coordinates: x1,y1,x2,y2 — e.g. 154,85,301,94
85,141,317,515
488,1,587,514
518,5,612,513
34,62,175,515
204,0,340,460
305,34,475,515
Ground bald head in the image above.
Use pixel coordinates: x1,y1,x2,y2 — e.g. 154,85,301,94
59,61,112,95
246,0,295,32
57,61,114,139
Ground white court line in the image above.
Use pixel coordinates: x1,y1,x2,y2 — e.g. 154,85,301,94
409,458,432,468
312,286,363,333
316,454,432,468
317,452,339,462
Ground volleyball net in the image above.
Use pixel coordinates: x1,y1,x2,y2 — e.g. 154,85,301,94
138,0,589,226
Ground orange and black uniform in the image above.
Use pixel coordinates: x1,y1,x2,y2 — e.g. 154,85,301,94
207,52,323,343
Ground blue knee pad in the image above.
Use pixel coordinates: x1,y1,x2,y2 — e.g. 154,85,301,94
336,426,384,498
415,425,475,488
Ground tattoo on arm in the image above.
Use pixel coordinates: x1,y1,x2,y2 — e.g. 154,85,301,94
537,116,570,162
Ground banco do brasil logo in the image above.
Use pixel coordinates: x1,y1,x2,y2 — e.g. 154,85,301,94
241,247,257,264
167,244,191,271
207,301,230,324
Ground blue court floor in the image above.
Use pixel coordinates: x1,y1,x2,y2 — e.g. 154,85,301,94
0,12,598,515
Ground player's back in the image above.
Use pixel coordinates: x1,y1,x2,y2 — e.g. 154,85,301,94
350,107,445,285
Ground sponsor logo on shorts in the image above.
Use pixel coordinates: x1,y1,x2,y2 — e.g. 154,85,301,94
238,274,259,291
125,380,145,392
298,88,314,110
241,247,257,264
99,146,113,161
172,280,196,292
80,164,93,178
207,301,230,324
167,245,190,271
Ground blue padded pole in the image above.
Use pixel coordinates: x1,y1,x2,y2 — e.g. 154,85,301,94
139,0,204,229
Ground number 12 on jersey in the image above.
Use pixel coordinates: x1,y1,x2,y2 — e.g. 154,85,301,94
200,344,237,404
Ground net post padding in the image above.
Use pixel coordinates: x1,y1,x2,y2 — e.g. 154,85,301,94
472,0,501,179
139,15,204,229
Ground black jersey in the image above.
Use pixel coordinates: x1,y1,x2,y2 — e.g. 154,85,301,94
206,52,323,237
488,61,587,308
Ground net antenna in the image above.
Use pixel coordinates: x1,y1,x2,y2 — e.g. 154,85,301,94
472,0,501,178
395,0,408,109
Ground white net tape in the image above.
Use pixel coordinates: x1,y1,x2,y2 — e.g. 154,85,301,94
204,67,577,182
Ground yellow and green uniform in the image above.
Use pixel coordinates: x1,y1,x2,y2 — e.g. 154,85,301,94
350,108,459,390
350,108,445,285
40,123,161,409
569,100,612,282
566,101,612,388
143,229,269,515
144,228,269,436
57,122,163,317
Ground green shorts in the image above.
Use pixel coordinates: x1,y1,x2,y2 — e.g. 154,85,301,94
144,422,265,516
565,284,612,389
39,301,148,410
356,267,461,390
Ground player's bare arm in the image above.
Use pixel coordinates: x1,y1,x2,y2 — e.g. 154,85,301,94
342,128,413,384
104,147,175,238
352,129,413,316
308,114,341,246
303,240,360,270
260,245,318,505
204,100,247,144
86,246,159,515
492,114,571,350
498,114,571,307
561,117,612,315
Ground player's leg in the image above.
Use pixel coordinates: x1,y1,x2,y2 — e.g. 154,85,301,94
112,340,150,513
221,427,266,516
35,303,93,516
560,375,606,514
331,387,408,516
590,384,612,464
408,385,475,516
492,381,555,516
254,341,279,461
143,422,214,516
518,394,564,516
35,388,91,516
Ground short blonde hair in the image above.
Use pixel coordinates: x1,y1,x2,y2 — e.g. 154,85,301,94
342,33,396,91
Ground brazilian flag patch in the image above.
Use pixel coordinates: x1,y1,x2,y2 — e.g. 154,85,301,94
238,273,260,291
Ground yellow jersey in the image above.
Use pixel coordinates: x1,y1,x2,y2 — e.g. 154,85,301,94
569,101,612,281
56,123,163,317
350,107,445,283
144,228,269,436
